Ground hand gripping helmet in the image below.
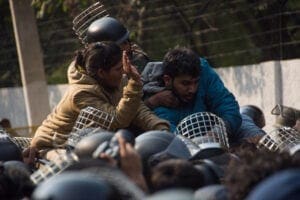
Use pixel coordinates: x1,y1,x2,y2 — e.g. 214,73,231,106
87,17,130,45
31,171,118,200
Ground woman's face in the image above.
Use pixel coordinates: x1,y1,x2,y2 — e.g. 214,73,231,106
98,60,124,89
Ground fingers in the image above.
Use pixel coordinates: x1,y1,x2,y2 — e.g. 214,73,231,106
28,146,37,161
122,51,130,73
159,91,179,107
118,134,127,157
22,147,37,166
99,153,117,167
122,51,141,82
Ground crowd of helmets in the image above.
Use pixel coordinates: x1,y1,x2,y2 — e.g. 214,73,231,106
0,103,300,200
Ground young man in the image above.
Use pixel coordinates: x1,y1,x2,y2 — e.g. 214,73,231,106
142,47,242,141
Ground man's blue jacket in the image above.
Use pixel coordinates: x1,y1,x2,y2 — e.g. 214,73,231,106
154,58,242,138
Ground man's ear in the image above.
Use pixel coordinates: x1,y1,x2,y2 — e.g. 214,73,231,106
163,75,172,87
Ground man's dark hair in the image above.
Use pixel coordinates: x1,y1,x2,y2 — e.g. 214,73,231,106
150,159,205,192
162,47,201,78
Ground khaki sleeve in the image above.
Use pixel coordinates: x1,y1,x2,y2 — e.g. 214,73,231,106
73,79,143,131
131,102,170,131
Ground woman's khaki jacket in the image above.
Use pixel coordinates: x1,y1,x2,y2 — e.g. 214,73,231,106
31,62,169,150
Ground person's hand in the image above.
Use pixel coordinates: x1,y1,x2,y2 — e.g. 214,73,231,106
118,135,148,192
22,146,38,168
245,135,263,145
146,90,179,109
99,152,118,167
122,51,141,83
118,135,142,177
293,119,300,132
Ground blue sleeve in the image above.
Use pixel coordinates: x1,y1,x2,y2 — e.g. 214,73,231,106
199,58,242,137
233,114,266,143
154,107,178,133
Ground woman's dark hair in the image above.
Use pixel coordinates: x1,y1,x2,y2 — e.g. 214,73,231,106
75,41,122,79
162,47,201,78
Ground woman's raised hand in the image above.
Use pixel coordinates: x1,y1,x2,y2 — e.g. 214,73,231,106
122,51,141,83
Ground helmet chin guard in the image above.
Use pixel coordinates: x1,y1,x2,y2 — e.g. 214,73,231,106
67,106,114,148
175,112,229,153
72,1,109,45
30,151,79,185
258,127,300,155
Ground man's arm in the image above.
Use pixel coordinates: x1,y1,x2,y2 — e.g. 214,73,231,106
131,103,170,132
199,58,242,137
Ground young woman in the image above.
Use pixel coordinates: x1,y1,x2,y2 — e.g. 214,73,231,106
24,41,169,163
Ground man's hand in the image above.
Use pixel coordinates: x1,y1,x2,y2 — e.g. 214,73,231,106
22,146,38,167
146,90,179,109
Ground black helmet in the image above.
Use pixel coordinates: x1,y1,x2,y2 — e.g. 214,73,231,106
0,134,22,161
87,17,130,45
240,105,265,128
74,131,114,159
0,161,35,199
31,172,117,200
135,131,175,166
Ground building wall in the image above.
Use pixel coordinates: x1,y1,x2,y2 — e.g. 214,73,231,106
0,59,299,135
215,59,299,132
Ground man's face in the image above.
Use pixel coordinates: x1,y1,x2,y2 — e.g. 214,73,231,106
164,75,199,103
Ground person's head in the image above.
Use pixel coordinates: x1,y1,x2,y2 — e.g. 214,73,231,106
0,135,22,162
0,118,11,128
224,148,300,200
246,169,300,200
162,47,201,103
31,171,119,200
87,17,131,52
75,41,123,89
0,161,34,199
150,159,204,192
240,105,266,128
272,104,300,128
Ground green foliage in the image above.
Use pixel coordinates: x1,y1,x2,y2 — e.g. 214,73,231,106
31,0,97,18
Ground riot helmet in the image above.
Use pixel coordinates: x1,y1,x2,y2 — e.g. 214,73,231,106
271,104,300,128
240,105,265,128
31,171,117,200
176,112,229,159
0,161,35,199
74,130,114,159
135,131,175,167
87,17,130,45
0,133,22,161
